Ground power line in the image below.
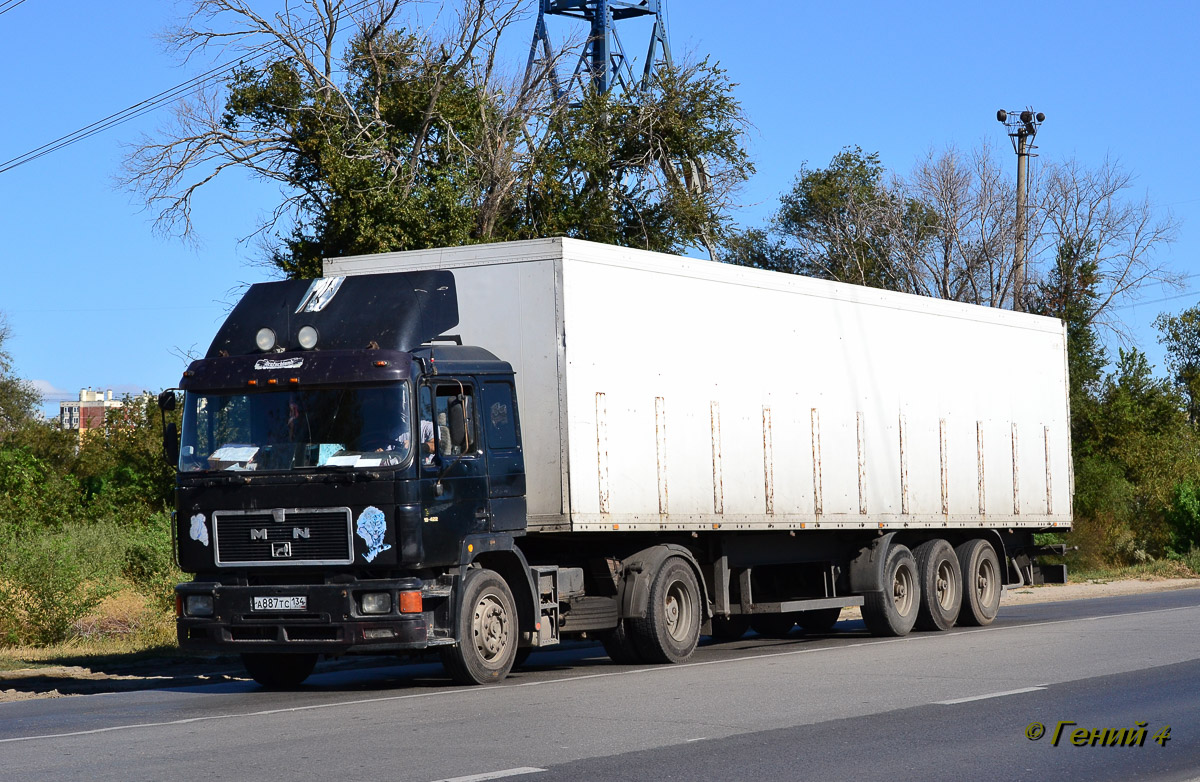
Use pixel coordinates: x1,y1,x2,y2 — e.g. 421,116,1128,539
0,0,31,18
0,0,375,175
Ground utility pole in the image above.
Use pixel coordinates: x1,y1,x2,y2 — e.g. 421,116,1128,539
996,109,1045,312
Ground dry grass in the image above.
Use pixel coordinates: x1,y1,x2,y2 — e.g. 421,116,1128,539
0,585,177,672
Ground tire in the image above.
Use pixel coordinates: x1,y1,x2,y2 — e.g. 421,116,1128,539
630,557,702,663
601,619,644,664
709,615,751,642
440,568,518,685
796,607,842,633
751,613,797,638
861,544,920,637
241,652,318,689
913,539,962,631
956,539,1002,627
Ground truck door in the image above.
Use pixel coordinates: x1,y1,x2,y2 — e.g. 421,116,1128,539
418,380,488,564
481,379,526,532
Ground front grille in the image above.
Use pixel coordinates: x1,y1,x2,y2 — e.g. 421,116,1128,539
214,507,353,566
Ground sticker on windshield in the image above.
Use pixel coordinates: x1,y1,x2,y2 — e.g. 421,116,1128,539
189,513,210,547
254,357,304,371
295,276,345,313
356,506,391,563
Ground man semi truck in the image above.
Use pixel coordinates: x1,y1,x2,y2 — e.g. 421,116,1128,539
165,237,1072,687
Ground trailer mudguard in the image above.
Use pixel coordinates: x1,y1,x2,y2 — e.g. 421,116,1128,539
619,544,710,621
848,532,897,594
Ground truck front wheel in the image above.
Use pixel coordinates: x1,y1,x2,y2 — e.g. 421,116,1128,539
630,558,702,663
861,544,919,637
241,652,318,689
441,568,518,685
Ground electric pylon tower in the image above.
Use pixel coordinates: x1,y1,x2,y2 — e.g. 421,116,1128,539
526,0,673,101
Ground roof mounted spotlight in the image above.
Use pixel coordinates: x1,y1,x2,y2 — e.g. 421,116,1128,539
297,325,319,350
996,109,1008,122
255,327,277,352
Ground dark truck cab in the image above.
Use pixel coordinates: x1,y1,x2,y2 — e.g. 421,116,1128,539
168,272,544,686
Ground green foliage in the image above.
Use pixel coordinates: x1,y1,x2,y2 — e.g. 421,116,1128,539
756,146,936,290
1155,305,1200,425
122,513,184,613
1165,481,1200,554
0,316,39,438
0,528,116,646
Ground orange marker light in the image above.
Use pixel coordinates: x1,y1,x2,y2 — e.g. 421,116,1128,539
247,379,258,386
399,591,423,614
289,377,300,384
374,360,389,367
267,378,278,385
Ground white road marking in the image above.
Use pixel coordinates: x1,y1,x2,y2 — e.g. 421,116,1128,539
0,602,1196,745
431,767,545,782
935,686,1046,705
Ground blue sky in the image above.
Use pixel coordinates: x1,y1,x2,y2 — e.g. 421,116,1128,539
3,1,1198,417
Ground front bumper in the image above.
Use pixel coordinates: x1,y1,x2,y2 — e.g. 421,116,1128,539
177,578,430,654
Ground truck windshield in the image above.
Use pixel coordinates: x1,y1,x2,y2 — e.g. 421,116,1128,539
179,384,413,472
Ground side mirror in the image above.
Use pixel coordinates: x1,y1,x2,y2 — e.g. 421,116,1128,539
163,421,180,467
158,389,177,412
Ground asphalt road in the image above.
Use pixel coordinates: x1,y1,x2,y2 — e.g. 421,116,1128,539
3,589,1200,782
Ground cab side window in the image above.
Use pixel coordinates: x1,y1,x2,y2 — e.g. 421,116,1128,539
433,383,477,457
482,381,519,450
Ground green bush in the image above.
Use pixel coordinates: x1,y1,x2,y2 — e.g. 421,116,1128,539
0,529,115,646
1165,481,1200,554
122,513,184,613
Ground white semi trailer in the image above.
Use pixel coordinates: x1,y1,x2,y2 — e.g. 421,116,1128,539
171,237,1072,687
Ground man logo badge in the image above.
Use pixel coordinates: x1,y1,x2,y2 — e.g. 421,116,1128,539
272,542,292,558
251,528,268,541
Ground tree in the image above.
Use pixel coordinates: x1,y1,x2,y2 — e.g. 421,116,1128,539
769,146,926,290
1154,305,1200,425
731,145,1179,333
0,315,39,439
122,0,752,277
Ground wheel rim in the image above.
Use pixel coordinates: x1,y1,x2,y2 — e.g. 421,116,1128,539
935,559,957,611
974,555,998,608
893,563,915,616
663,579,695,643
472,592,510,663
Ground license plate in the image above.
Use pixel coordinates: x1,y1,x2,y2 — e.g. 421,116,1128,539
252,595,307,611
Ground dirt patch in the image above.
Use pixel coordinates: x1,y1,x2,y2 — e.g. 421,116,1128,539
3,578,1198,703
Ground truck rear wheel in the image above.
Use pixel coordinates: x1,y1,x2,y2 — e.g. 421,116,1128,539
796,607,842,633
913,539,962,631
861,544,919,637
440,568,518,685
241,652,318,689
630,557,702,663
956,539,1001,626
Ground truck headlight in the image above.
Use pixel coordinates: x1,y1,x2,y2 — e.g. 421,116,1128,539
360,592,392,614
186,595,214,617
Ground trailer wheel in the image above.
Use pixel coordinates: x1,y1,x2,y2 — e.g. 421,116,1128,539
861,544,919,637
709,615,751,642
913,539,962,631
956,539,1001,626
751,614,797,638
630,557,702,663
796,608,842,633
440,568,518,685
241,652,318,689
